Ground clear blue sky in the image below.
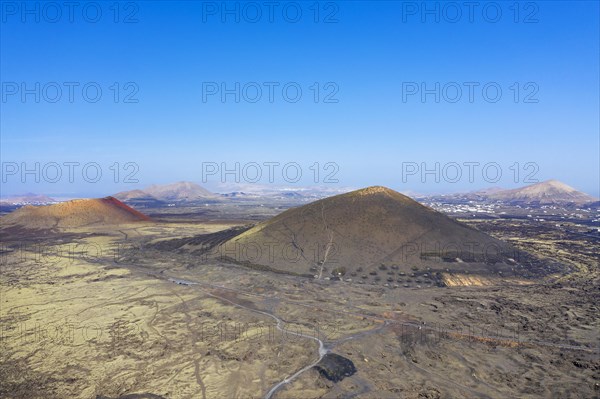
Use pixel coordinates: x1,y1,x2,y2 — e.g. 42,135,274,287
1,1,599,197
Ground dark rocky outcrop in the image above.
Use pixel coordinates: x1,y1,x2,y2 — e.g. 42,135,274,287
314,353,357,382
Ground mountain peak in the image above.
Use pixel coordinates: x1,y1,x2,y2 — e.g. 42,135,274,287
115,182,215,202
488,180,595,204
539,179,575,190
354,186,395,196
219,185,514,276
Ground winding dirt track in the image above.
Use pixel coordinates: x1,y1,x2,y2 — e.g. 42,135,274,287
165,276,330,399
122,263,598,399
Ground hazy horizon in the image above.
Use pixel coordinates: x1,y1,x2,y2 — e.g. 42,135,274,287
1,178,598,201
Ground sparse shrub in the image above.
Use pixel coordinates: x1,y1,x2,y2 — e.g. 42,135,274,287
369,271,377,276
379,264,388,271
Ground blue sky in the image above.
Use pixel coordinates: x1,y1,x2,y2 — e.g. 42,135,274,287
1,1,599,197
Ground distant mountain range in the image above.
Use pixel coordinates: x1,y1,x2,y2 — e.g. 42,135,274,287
114,181,217,205
212,183,355,198
470,187,506,196
484,180,596,205
435,180,597,205
0,193,56,204
4,179,596,209
114,182,351,206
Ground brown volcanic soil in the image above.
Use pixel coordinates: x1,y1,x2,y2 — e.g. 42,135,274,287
0,196,151,230
211,186,533,279
0,211,596,398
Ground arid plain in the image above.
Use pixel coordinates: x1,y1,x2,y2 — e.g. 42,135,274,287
0,183,598,399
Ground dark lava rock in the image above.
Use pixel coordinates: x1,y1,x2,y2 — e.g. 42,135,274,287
314,353,357,382
96,394,166,399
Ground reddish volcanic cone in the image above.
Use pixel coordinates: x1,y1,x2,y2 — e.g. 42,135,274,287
0,196,152,230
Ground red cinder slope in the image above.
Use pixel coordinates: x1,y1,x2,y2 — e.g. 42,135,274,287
1,196,152,229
